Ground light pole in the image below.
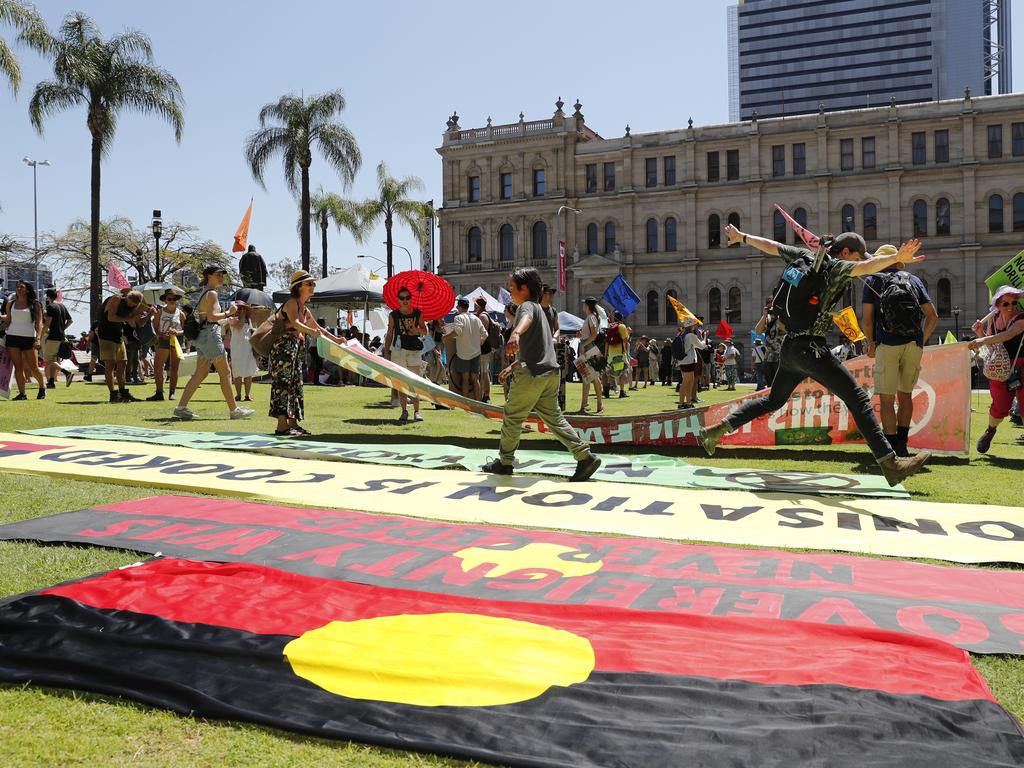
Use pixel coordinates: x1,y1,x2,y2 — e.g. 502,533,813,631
22,157,51,291
556,205,581,299
152,209,162,281
953,305,960,341
384,242,415,271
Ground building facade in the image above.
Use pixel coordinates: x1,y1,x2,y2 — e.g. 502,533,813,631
436,93,1024,369
728,0,1012,122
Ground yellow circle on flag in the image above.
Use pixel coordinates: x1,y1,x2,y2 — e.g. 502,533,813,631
284,612,595,707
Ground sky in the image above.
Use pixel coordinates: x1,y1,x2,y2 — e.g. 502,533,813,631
1,0,1023,333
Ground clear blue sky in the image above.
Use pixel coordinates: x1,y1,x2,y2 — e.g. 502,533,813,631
1,0,1022,330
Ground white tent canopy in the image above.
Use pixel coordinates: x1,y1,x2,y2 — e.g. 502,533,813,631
459,286,505,313
557,311,584,332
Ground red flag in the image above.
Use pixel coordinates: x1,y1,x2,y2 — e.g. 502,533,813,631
233,199,253,253
773,203,820,250
346,309,354,328
716,319,733,339
106,262,132,292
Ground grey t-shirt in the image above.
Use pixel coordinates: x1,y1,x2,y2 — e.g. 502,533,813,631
515,301,559,376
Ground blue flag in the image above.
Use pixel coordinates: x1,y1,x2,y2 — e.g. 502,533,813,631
602,274,640,318
750,329,765,344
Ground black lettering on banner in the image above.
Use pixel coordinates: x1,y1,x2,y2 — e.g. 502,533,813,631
601,462,655,479
75,453,148,467
218,469,289,481
700,504,762,522
789,561,854,584
389,481,439,495
733,558,780,579
658,553,720,574
776,508,824,529
836,512,863,530
162,463,233,475
105,455,191,472
386,525,449,541
344,479,412,493
592,496,629,512
446,485,527,503
624,501,673,517
521,491,593,508
40,449,113,463
267,472,333,484
957,520,1024,542
871,515,947,536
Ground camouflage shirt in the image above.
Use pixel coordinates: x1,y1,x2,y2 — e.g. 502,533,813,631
775,245,857,339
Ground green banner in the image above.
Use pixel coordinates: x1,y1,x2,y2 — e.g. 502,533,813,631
985,249,1024,306
22,425,908,498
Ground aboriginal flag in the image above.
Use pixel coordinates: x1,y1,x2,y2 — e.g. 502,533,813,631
0,559,1022,768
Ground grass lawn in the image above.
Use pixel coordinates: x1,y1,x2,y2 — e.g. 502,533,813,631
1,377,1022,766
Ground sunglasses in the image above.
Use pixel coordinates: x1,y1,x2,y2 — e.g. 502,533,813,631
164,295,179,301
1000,301,1019,307
398,295,412,301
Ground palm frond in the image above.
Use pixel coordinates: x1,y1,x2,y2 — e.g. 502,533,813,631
0,38,18,94
244,126,291,189
306,88,346,123
28,79,84,133
314,122,361,189
107,28,153,62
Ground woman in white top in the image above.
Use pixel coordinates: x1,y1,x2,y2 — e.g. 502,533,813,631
147,289,185,401
677,319,708,409
227,303,259,401
1,281,47,400
577,298,605,414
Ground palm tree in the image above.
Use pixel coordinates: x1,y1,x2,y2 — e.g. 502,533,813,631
29,12,184,320
245,90,361,273
357,162,432,278
308,189,365,278
0,0,48,95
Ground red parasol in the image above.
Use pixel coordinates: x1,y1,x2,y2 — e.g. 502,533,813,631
383,270,455,322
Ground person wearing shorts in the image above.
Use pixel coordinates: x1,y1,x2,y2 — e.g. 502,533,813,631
384,286,427,423
445,297,486,402
861,246,937,457
97,289,147,402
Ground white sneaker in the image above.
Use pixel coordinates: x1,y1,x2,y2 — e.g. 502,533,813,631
414,411,423,421
172,405,196,420
230,406,254,419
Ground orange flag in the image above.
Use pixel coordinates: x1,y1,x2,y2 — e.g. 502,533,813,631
666,294,702,326
233,199,253,253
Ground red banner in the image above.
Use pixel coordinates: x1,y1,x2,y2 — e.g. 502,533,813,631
554,342,971,454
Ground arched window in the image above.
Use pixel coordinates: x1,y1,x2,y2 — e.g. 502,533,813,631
841,204,855,232
664,289,678,326
863,203,878,241
1014,193,1024,232
647,289,659,325
794,207,808,230
709,287,722,324
586,223,598,254
773,209,786,242
912,200,927,237
664,217,678,251
708,214,720,248
532,221,547,260
604,222,617,253
937,278,952,318
467,226,482,263
727,212,741,246
989,195,1004,233
646,218,658,253
499,224,514,262
935,198,951,236
727,286,742,324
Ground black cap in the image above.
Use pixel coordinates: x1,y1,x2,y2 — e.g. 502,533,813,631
542,284,556,294
457,297,470,308
584,295,597,303
829,232,870,258
202,265,227,279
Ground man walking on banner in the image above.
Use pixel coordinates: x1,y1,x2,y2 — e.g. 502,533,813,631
860,244,937,457
482,267,601,482
699,223,931,487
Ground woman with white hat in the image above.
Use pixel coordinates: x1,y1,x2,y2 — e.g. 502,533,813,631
677,317,706,409
969,285,1024,454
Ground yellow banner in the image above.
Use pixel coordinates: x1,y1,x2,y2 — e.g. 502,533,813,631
1,434,1022,565
832,307,866,342
667,295,702,326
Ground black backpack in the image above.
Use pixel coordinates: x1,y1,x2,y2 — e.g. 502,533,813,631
182,289,212,341
878,271,924,338
671,333,685,359
770,253,830,332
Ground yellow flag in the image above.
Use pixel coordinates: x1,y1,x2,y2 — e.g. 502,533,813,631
170,334,183,359
832,307,866,342
944,330,957,344
667,294,702,326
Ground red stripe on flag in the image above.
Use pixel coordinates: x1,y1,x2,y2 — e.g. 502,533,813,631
45,558,994,702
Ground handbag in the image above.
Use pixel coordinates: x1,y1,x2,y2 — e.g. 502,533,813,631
250,308,287,357
982,320,1024,382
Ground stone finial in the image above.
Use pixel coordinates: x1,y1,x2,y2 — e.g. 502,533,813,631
818,102,825,115
486,116,492,127
449,111,460,131
519,111,525,123
964,86,972,100
687,116,694,129
751,110,758,125
624,124,631,137
573,99,583,116
555,96,565,113
890,96,896,108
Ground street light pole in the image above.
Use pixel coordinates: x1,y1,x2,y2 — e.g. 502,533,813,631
384,242,415,271
152,209,162,281
953,305,960,341
556,205,581,301
22,157,51,291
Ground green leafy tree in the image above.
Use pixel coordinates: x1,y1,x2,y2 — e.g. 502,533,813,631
245,90,361,274
28,12,184,320
356,162,432,278
0,0,48,95
308,189,365,278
